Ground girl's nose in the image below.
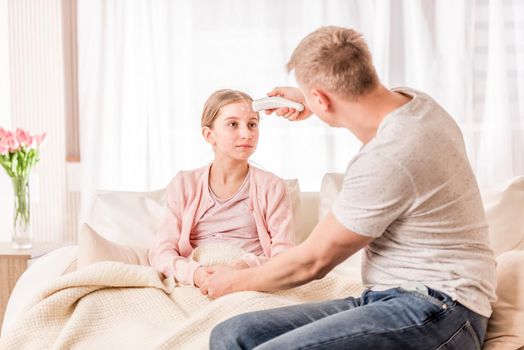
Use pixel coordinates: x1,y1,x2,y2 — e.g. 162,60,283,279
241,126,253,139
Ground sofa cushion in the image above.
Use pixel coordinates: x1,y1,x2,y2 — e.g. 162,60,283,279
481,176,524,256
318,173,362,273
285,179,302,241
86,179,301,249
294,192,319,243
318,173,345,221
483,250,524,349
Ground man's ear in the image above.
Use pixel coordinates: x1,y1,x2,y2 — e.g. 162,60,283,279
202,126,215,145
310,88,331,112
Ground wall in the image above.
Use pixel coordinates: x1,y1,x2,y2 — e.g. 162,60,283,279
0,0,11,241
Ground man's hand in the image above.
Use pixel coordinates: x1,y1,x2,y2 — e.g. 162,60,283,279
266,86,313,121
199,265,242,298
193,266,211,287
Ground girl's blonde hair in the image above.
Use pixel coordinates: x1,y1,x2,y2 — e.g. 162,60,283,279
201,89,254,128
287,26,379,99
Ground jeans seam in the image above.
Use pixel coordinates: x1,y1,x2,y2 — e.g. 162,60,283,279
296,308,451,350
435,320,481,350
465,320,482,349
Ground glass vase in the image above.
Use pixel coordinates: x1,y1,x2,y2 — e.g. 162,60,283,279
12,176,32,249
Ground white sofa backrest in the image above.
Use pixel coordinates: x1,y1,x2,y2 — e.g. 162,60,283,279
314,173,524,257
87,179,302,248
86,174,524,259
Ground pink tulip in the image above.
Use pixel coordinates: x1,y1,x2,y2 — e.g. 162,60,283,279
15,128,32,148
36,132,48,147
6,133,20,152
0,127,47,182
0,128,47,154
0,140,8,155
24,135,36,149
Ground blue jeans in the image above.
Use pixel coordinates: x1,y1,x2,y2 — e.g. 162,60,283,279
210,286,488,350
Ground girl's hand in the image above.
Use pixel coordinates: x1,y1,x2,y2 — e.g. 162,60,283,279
193,266,211,287
199,265,239,298
266,86,313,121
229,259,250,269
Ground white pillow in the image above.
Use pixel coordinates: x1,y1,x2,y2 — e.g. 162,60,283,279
87,180,301,249
86,189,166,248
481,176,524,256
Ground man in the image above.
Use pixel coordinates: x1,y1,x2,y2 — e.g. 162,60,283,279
202,26,496,350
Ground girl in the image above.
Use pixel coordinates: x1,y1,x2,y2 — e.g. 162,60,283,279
149,89,295,287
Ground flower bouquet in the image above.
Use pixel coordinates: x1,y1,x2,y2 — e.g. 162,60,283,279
0,127,47,249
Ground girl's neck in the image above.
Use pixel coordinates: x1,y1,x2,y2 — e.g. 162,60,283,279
210,157,249,185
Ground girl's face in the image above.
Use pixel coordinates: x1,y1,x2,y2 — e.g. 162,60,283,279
203,101,259,161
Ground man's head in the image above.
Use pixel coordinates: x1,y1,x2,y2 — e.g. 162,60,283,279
287,26,379,101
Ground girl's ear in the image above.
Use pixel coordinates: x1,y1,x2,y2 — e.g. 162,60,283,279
202,126,216,145
310,88,331,112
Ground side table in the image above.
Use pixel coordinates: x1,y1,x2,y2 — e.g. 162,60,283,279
0,242,66,333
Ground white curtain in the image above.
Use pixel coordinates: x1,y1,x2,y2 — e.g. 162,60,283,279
77,0,524,221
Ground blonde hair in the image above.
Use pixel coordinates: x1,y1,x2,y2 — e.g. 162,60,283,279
201,89,254,128
287,26,379,99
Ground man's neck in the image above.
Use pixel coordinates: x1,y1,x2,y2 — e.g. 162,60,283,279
336,85,412,145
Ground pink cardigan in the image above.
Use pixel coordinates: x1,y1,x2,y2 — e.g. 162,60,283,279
148,164,295,285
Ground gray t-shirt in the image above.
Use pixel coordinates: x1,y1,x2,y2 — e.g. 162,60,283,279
332,87,496,317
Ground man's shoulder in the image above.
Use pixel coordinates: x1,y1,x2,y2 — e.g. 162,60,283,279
368,89,462,171
389,87,450,122
391,86,433,104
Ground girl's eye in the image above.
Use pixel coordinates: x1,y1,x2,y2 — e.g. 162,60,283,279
228,122,237,127
249,122,258,128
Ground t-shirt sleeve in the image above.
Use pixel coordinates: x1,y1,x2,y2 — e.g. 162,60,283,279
332,153,415,238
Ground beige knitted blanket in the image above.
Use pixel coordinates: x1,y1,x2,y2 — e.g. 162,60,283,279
0,244,363,350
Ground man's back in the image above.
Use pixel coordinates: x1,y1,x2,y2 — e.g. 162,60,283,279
332,87,497,317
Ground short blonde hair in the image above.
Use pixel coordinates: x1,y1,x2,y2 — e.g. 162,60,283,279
201,89,254,128
287,26,379,99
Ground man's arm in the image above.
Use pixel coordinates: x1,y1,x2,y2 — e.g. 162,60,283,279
200,212,373,298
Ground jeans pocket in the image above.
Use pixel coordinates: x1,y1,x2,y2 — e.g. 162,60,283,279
401,288,449,311
436,321,482,350
420,293,449,310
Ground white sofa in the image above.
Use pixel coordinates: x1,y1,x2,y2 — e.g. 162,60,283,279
2,174,523,349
